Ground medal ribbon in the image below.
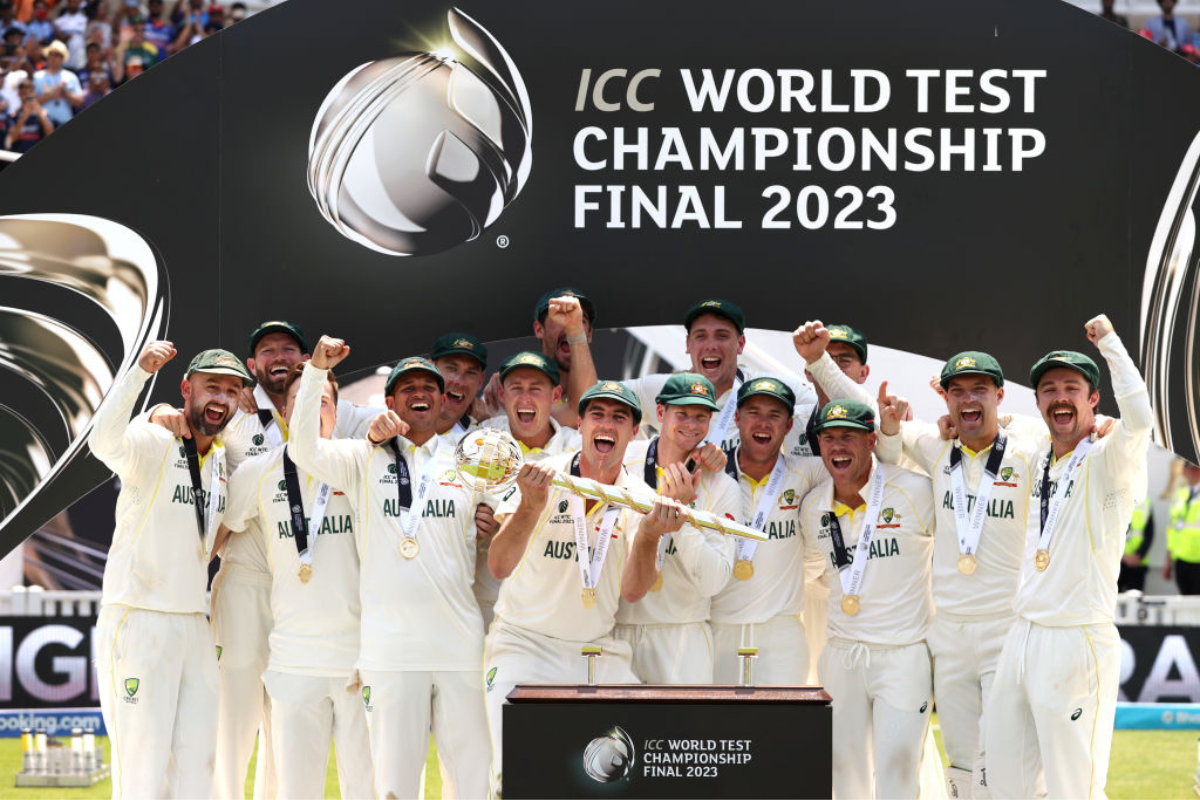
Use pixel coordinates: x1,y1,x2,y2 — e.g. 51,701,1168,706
391,439,440,540
569,453,620,591
254,384,284,447
828,465,887,600
1037,439,1093,555
282,448,331,567
704,370,744,452
949,432,1007,558
642,438,672,570
736,454,788,564
182,436,222,545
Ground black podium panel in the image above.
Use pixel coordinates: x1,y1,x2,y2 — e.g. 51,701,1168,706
503,685,831,799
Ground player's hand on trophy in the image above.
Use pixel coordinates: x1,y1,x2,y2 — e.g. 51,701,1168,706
367,410,408,446
1085,314,1114,345
690,442,727,474
548,295,586,337
237,386,258,414
150,405,191,439
659,462,700,506
877,381,909,436
515,461,554,509
475,504,498,539
138,340,176,373
792,320,830,365
311,335,350,369
640,496,687,538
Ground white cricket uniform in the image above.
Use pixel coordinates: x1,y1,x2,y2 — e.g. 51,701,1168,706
613,439,739,683
802,459,936,800
485,452,644,794
986,333,1152,800
211,394,378,800
474,415,581,631
622,369,817,455
710,449,828,685
222,447,374,800
89,366,223,799
289,363,489,800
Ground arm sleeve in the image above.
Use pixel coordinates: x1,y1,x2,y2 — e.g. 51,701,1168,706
87,365,155,477
1097,332,1153,495
876,420,942,474
670,475,738,596
289,363,367,494
805,352,874,408
222,458,261,534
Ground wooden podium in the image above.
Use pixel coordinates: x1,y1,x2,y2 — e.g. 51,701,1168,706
503,684,831,799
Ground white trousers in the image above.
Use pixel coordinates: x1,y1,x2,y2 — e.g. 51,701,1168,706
928,613,1016,799
804,586,829,684
819,638,933,800
613,621,713,684
262,670,374,800
358,668,490,800
483,618,639,796
711,613,809,685
985,620,1120,800
96,606,218,799
210,566,275,800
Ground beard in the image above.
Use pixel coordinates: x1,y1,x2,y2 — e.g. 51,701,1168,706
190,403,231,437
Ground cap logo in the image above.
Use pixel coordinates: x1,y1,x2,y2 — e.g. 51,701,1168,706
828,405,848,419
701,300,721,308
753,380,777,391
519,354,541,365
690,382,711,397
453,338,474,349
601,381,622,392
214,355,239,368
829,328,848,339
955,356,977,370
1051,355,1070,362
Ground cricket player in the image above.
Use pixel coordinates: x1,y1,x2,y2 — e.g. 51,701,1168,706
290,337,492,800
432,332,487,439
615,373,739,683
475,351,582,628
710,377,830,685
875,351,1040,799
986,315,1151,799
90,342,250,799
483,381,686,794
801,399,936,800
219,364,374,800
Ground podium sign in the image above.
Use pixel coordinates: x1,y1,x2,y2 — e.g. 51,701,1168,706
503,685,831,799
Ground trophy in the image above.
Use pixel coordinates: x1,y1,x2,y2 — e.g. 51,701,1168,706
453,428,768,541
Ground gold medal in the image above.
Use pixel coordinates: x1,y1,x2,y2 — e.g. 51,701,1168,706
1035,549,1050,572
298,563,312,584
841,594,860,616
957,553,977,575
400,538,420,559
733,560,755,581
649,574,664,592
581,587,596,608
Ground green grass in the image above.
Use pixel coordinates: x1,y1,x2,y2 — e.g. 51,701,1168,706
0,735,442,799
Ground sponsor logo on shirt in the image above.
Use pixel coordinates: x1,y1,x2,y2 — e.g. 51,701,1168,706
276,514,353,539
382,499,457,518
123,677,140,704
940,492,1016,519
486,667,497,692
877,507,901,528
362,686,373,712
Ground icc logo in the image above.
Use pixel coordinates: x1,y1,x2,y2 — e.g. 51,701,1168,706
582,726,635,783
307,8,533,257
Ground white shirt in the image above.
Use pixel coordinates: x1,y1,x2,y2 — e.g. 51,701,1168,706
289,363,485,671
877,418,1042,618
222,446,361,676
493,451,646,643
89,367,227,614
615,439,740,625
1012,332,1153,627
801,459,936,646
710,450,829,624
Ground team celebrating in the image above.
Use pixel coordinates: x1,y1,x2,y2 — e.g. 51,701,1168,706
87,288,1149,800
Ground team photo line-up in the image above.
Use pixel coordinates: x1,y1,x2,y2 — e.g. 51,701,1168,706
87,286,1147,800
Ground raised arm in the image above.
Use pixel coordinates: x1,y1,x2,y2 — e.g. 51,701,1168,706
793,320,873,407
288,337,366,493
88,340,175,475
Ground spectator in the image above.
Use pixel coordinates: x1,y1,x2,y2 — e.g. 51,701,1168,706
172,1,205,48
114,16,159,83
169,0,206,29
6,77,52,152
54,0,85,68
2,25,24,59
84,0,111,52
0,61,27,111
143,0,175,55
1184,42,1200,64
22,35,46,71
1098,0,1129,29
78,68,105,109
205,3,223,30
228,1,245,23
74,39,108,87
24,0,52,44
0,1,26,42
33,39,81,126
1146,0,1192,50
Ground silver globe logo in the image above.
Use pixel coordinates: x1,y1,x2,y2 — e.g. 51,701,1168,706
307,7,533,257
582,726,635,783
